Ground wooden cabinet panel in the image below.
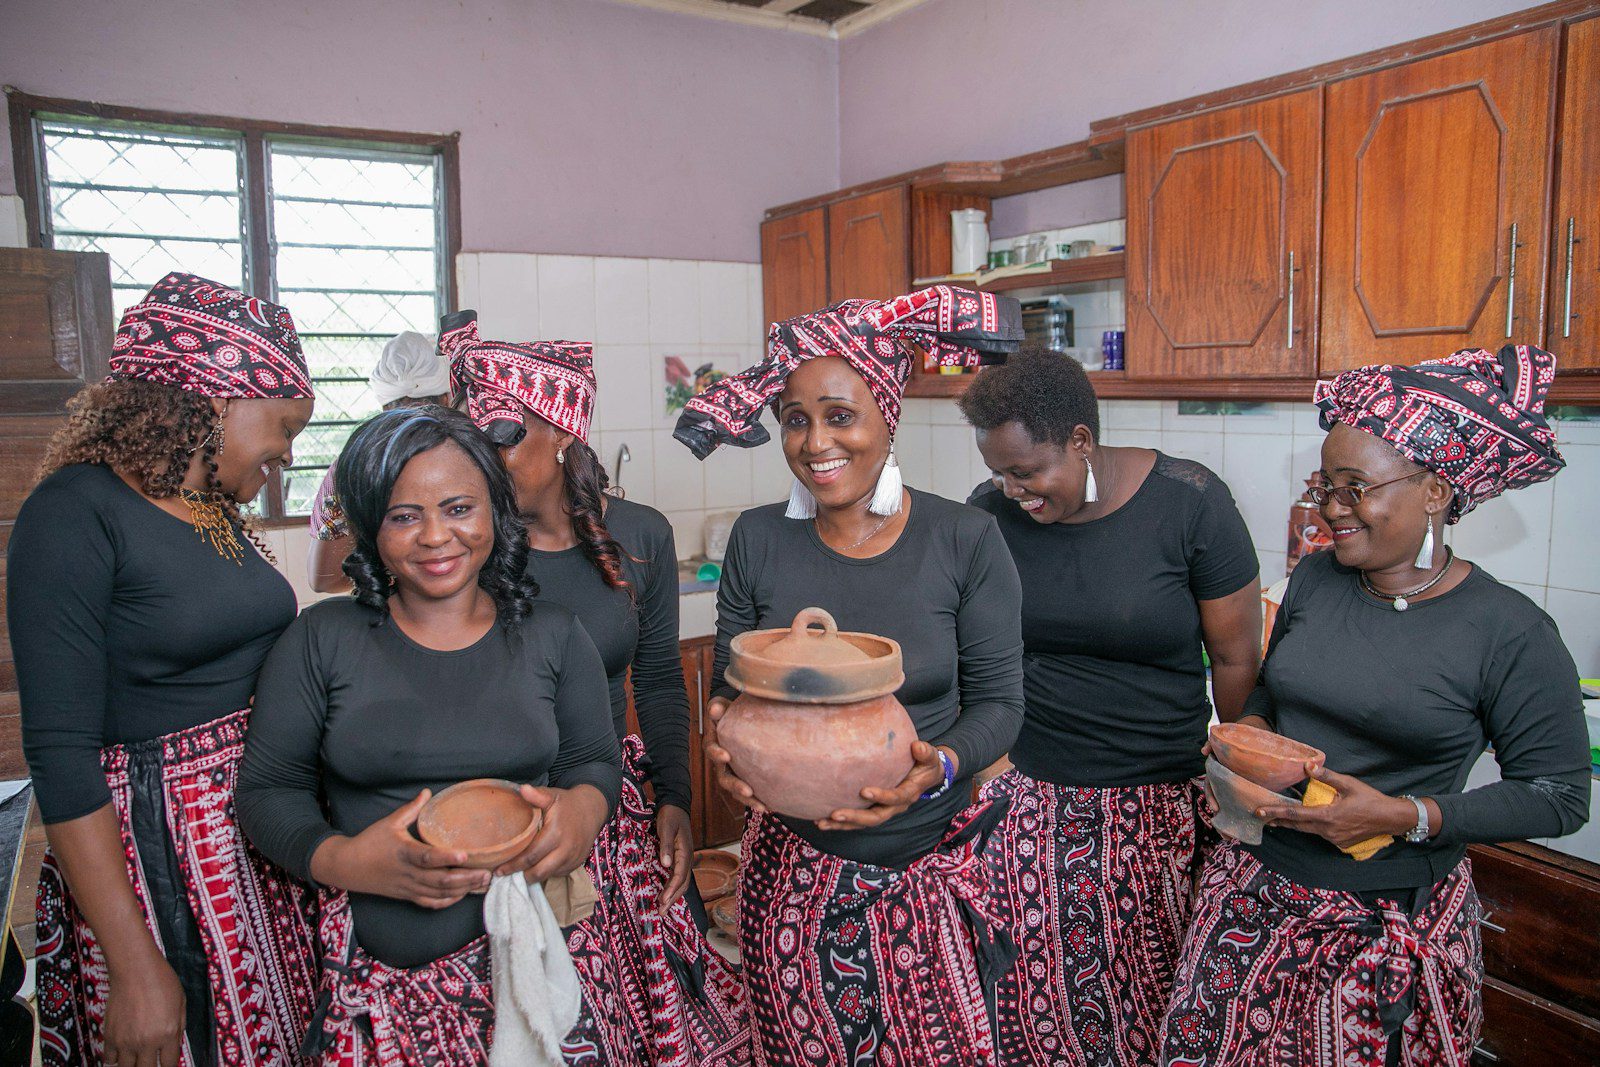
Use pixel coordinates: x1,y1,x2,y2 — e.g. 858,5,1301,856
1320,29,1559,372
827,187,909,303
761,207,827,327
1127,88,1321,379
1477,976,1600,1065
1469,843,1600,1018
1550,17,1600,370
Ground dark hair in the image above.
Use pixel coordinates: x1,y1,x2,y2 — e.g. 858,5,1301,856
957,344,1100,446
560,439,634,598
39,379,273,560
334,405,539,622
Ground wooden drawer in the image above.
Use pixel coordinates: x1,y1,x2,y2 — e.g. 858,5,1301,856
1476,976,1600,1066
1469,844,1600,1019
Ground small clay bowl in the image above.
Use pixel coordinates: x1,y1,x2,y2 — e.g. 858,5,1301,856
692,849,739,903
416,779,541,869
1206,757,1296,846
1208,722,1325,791
709,894,740,940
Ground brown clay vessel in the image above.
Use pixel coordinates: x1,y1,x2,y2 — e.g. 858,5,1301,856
718,607,915,821
416,778,542,869
709,895,739,941
692,849,739,903
1208,722,1324,791
1205,757,1296,845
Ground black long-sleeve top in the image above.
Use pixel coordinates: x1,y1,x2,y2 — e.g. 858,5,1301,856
237,598,621,967
712,489,1025,868
1245,549,1591,892
527,498,691,809
9,464,297,823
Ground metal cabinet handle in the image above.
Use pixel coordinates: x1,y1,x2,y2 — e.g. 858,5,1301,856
1479,911,1507,934
1474,1042,1500,1062
1286,250,1297,350
1505,222,1519,338
1563,217,1579,339
694,665,704,735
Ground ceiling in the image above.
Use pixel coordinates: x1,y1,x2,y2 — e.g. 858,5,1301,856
604,0,934,38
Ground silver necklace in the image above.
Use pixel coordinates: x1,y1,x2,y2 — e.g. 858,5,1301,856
821,512,891,552
1360,549,1454,611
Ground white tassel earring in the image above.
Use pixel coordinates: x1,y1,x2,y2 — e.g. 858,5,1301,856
867,448,904,517
1414,517,1435,569
785,478,818,519
1083,457,1099,504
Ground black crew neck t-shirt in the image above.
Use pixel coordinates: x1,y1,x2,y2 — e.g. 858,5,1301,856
1245,549,1590,893
712,488,1024,869
9,463,298,822
527,497,691,809
968,453,1259,787
237,598,621,968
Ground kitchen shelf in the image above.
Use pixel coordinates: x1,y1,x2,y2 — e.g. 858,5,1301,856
976,254,1125,292
907,369,1600,402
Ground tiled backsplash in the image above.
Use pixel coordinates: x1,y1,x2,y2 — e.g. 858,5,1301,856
899,396,1600,676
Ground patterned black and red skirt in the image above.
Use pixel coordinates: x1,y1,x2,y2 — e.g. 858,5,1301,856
562,735,751,1065
1158,841,1484,1067
35,708,318,1067
979,769,1205,1067
737,799,1014,1067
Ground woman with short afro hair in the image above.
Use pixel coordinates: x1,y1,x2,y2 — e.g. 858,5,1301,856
959,346,1263,1067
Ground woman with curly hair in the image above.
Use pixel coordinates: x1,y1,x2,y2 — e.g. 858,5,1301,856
958,346,1262,1067
237,405,621,1064
9,272,318,1067
440,311,751,1065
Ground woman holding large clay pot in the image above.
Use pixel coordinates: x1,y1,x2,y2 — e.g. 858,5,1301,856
238,406,620,1064
1159,347,1591,1067
673,285,1027,1066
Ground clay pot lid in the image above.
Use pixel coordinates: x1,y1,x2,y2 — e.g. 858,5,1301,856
728,607,903,704
416,779,542,869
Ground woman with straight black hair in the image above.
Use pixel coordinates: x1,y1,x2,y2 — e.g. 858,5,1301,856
238,405,621,1065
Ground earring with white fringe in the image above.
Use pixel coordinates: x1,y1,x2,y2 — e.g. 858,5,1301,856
867,447,904,517
785,478,818,519
1414,517,1435,569
1083,457,1099,504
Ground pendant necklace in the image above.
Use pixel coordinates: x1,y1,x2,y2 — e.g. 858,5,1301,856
822,512,890,552
1360,548,1453,611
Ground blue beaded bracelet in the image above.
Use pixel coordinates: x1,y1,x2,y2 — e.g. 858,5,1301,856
920,749,956,801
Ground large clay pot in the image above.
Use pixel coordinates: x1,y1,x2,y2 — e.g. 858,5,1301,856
718,607,916,821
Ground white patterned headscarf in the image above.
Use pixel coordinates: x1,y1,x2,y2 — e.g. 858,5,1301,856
369,331,449,406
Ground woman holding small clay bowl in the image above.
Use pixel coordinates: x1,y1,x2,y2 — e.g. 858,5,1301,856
672,285,1026,1066
1159,346,1591,1067
238,406,620,1064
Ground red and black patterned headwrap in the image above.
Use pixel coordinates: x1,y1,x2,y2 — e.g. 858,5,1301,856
1314,344,1565,523
439,310,596,445
108,272,312,399
673,285,1023,459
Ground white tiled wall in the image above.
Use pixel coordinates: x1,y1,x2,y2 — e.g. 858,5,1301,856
900,397,1600,676
0,195,26,247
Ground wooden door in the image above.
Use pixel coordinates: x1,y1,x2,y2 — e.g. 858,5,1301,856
1126,88,1322,379
692,641,745,847
1550,17,1600,370
827,187,909,303
1320,29,1559,372
760,207,827,327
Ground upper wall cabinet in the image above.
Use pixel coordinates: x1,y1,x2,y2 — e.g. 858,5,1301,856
760,206,827,327
1319,29,1559,372
1126,88,1322,380
1551,16,1600,371
827,187,910,304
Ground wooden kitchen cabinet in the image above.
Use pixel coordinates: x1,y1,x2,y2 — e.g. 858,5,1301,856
827,186,910,304
1126,88,1322,380
760,206,827,326
1549,16,1600,370
1320,29,1559,372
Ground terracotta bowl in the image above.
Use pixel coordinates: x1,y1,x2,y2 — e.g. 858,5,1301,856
709,894,740,941
1208,722,1325,791
692,849,739,903
416,779,541,869
1206,757,1296,845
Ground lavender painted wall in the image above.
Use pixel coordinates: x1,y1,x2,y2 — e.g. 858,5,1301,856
0,0,837,262
841,0,1542,226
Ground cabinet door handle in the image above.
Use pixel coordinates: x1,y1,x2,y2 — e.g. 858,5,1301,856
695,665,704,735
1563,216,1578,339
1286,250,1297,350
1479,911,1507,934
1505,222,1519,338
1473,1042,1500,1062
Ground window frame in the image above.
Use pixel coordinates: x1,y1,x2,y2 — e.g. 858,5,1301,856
6,88,462,525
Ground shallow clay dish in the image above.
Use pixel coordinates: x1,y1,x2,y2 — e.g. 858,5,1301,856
1206,757,1295,846
709,894,740,940
417,778,541,869
1209,722,1324,791
692,849,739,903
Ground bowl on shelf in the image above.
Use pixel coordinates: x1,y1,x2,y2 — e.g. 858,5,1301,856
416,778,541,869
1205,757,1295,845
692,849,739,903
1208,722,1324,791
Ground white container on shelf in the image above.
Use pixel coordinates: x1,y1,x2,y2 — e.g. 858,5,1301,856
950,209,989,274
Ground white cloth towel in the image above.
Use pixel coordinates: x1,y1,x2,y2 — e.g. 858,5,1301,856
368,330,449,406
485,873,582,1066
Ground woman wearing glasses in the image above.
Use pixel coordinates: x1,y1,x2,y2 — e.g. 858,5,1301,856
1159,347,1591,1067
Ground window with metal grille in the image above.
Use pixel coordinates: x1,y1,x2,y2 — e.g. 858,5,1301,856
11,92,459,521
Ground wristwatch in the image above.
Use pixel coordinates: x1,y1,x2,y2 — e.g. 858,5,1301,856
1399,795,1430,843
920,749,956,801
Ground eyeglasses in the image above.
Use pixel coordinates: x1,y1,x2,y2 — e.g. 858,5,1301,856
1306,470,1427,507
